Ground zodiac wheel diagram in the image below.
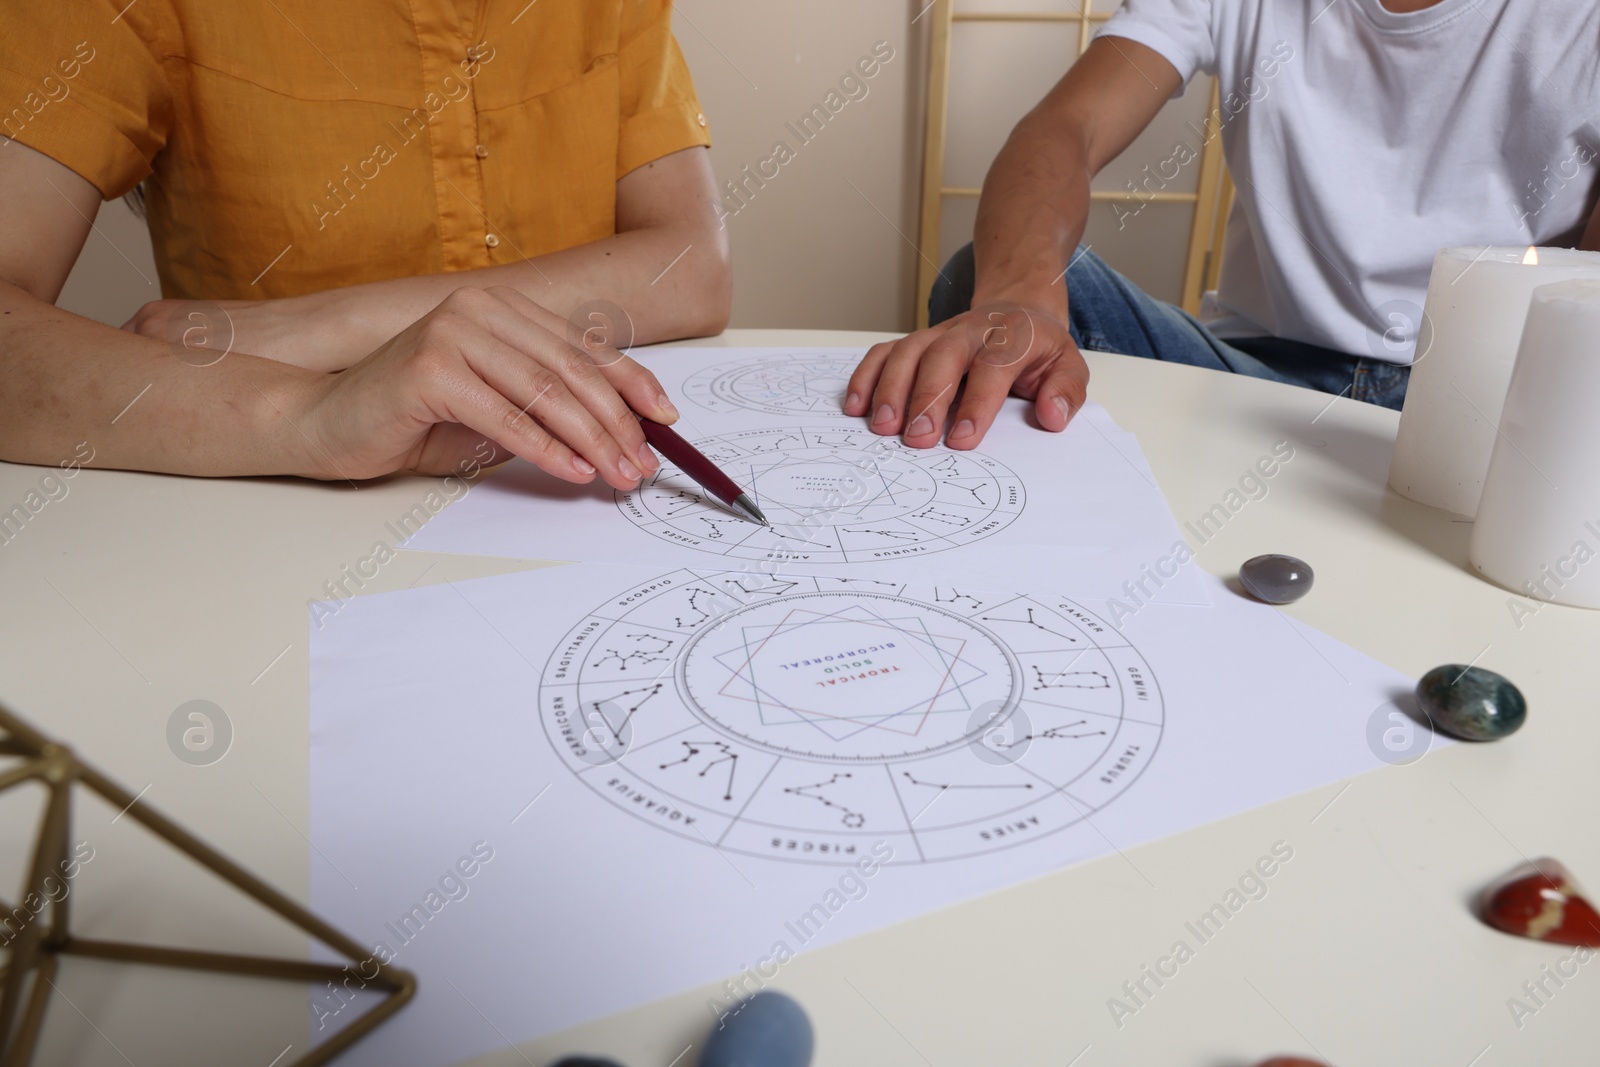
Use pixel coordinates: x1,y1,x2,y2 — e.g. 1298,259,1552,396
615,426,1026,565
540,570,1165,865
682,352,862,418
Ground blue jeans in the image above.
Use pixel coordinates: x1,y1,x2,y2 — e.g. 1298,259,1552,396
929,243,1409,409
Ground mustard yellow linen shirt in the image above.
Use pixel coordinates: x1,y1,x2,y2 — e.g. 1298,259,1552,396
0,0,711,300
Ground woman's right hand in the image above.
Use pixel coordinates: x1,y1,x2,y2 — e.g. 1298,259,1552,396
284,285,677,485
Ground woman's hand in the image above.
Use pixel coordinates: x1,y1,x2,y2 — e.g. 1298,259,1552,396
277,285,675,484
123,292,362,372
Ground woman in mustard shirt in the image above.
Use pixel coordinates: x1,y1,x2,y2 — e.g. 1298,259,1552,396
0,0,729,489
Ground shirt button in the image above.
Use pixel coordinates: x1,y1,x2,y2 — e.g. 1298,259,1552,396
695,111,707,127
484,233,500,248
475,144,489,159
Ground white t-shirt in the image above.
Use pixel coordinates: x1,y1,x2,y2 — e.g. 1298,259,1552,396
1099,0,1600,363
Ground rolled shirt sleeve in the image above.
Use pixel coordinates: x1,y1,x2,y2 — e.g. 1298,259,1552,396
615,0,711,179
0,0,172,198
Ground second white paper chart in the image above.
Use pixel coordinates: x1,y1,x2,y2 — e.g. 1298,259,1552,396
542,569,1163,864
309,562,1428,1067
404,347,1209,608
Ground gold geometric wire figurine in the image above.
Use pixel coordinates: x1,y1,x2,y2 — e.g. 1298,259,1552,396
0,703,414,1065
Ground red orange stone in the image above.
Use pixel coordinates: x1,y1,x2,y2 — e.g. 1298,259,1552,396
1479,857,1600,948
1252,1059,1329,1067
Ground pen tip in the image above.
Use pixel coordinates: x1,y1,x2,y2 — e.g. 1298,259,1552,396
733,493,770,527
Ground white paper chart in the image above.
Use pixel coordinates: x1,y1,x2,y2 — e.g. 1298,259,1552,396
308,563,1435,1067
679,350,862,419
616,424,1026,566
542,570,1161,863
403,347,1210,610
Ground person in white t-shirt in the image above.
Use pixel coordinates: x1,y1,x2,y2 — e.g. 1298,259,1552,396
845,0,1600,448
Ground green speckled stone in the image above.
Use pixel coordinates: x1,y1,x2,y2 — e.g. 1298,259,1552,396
1415,665,1527,741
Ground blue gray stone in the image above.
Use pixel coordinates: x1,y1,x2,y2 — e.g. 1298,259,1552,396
700,991,814,1067
1239,554,1314,604
550,991,814,1067
1415,664,1527,741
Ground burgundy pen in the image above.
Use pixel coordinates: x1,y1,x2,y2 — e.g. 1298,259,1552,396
635,415,771,527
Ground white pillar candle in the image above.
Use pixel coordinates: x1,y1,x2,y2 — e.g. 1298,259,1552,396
1389,246,1600,516
1470,279,1600,609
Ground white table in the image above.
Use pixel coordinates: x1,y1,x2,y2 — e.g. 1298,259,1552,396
3,330,1595,1067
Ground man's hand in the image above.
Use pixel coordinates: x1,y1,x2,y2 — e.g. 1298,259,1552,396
282,285,674,484
843,303,1088,449
843,36,1179,449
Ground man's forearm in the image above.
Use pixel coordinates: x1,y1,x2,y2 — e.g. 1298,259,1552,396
1581,204,1600,252
969,111,1093,319
1,281,317,477
963,37,1181,322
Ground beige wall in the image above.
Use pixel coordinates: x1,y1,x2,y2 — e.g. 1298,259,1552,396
57,1,1202,336
673,0,930,331
57,192,162,329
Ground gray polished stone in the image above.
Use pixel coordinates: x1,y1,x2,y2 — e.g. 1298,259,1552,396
1239,554,1314,604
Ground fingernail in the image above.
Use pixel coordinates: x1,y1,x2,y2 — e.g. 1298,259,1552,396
637,441,657,470
846,391,860,410
1053,395,1072,423
874,403,895,425
656,392,679,419
952,418,976,439
619,458,643,481
908,414,933,436
573,457,596,476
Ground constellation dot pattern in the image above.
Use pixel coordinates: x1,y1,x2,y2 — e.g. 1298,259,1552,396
540,570,1164,864
682,352,862,418
615,426,1025,566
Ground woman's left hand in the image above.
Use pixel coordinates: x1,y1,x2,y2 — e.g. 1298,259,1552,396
122,292,364,372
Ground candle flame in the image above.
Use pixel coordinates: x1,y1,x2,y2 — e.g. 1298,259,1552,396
1522,246,1540,265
